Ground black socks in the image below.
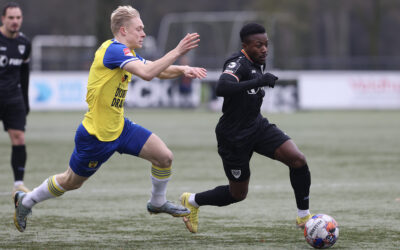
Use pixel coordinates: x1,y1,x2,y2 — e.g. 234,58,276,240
195,185,239,207
289,164,311,210
11,145,26,181
194,165,311,210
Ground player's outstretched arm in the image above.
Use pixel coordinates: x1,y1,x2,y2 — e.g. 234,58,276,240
216,72,278,97
123,33,201,81
157,65,207,79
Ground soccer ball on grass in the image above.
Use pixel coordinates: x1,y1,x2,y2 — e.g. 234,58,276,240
304,214,339,249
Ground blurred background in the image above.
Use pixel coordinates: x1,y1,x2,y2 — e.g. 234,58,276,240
2,0,400,111
1,2,400,247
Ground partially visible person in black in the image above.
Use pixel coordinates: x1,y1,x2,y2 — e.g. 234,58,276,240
180,23,312,233
0,2,31,196
173,55,194,108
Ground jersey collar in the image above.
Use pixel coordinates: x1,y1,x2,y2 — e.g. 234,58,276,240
241,49,253,63
241,49,265,68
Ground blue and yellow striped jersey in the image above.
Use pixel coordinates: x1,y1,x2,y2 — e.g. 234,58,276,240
82,39,146,141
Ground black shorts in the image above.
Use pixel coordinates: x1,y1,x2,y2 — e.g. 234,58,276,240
217,118,290,182
0,99,26,131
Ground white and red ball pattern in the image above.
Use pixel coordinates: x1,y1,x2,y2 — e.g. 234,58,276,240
304,214,339,249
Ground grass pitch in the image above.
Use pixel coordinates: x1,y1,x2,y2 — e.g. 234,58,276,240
0,109,399,249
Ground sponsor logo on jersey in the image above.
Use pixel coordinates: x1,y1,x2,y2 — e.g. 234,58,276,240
18,44,25,54
231,169,241,179
123,48,133,56
0,55,8,67
9,58,23,66
0,46,7,51
0,55,23,67
111,85,128,108
251,70,256,74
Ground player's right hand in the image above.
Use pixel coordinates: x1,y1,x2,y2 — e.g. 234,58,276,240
259,73,278,88
183,66,207,79
176,33,200,56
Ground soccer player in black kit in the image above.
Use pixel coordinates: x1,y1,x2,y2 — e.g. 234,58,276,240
180,23,312,233
0,2,31,195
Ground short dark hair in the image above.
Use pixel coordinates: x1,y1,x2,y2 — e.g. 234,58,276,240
2,2,21,16
240,23,266,43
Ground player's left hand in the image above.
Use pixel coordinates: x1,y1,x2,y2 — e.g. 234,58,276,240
183,66,207,79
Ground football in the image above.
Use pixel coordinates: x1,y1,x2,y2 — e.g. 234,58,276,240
304,214,339,249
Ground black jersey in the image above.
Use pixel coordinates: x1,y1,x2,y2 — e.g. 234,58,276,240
0,31,31,102
215,49,266,143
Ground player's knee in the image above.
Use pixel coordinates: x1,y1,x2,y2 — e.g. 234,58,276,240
57,172,85,191
232,192,247,201
292,152,307,168
230,189,248,201
66,182,83,191
9,131,25,145
158,150,174,168
58,178,83,191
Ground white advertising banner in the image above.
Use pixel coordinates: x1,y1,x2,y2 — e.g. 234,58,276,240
29,71,400,111
30,72,88,110
29,72,201,110
125,78,201,108
299,72,400,109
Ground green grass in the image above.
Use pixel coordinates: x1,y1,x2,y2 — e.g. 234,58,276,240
1,109,399,249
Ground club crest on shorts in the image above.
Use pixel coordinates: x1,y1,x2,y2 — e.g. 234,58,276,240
231,169,241,179
88,161,98,168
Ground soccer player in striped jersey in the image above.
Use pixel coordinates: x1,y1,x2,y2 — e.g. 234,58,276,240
13,5,206,232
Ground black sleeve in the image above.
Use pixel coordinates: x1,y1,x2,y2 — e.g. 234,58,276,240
20,62,30,115
216,73,263,97
24,41,31,61
216,72,278,97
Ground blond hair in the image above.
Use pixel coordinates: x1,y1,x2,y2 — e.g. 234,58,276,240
110,6,140,36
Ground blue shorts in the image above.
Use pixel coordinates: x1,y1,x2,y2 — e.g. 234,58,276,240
69,118,152,177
